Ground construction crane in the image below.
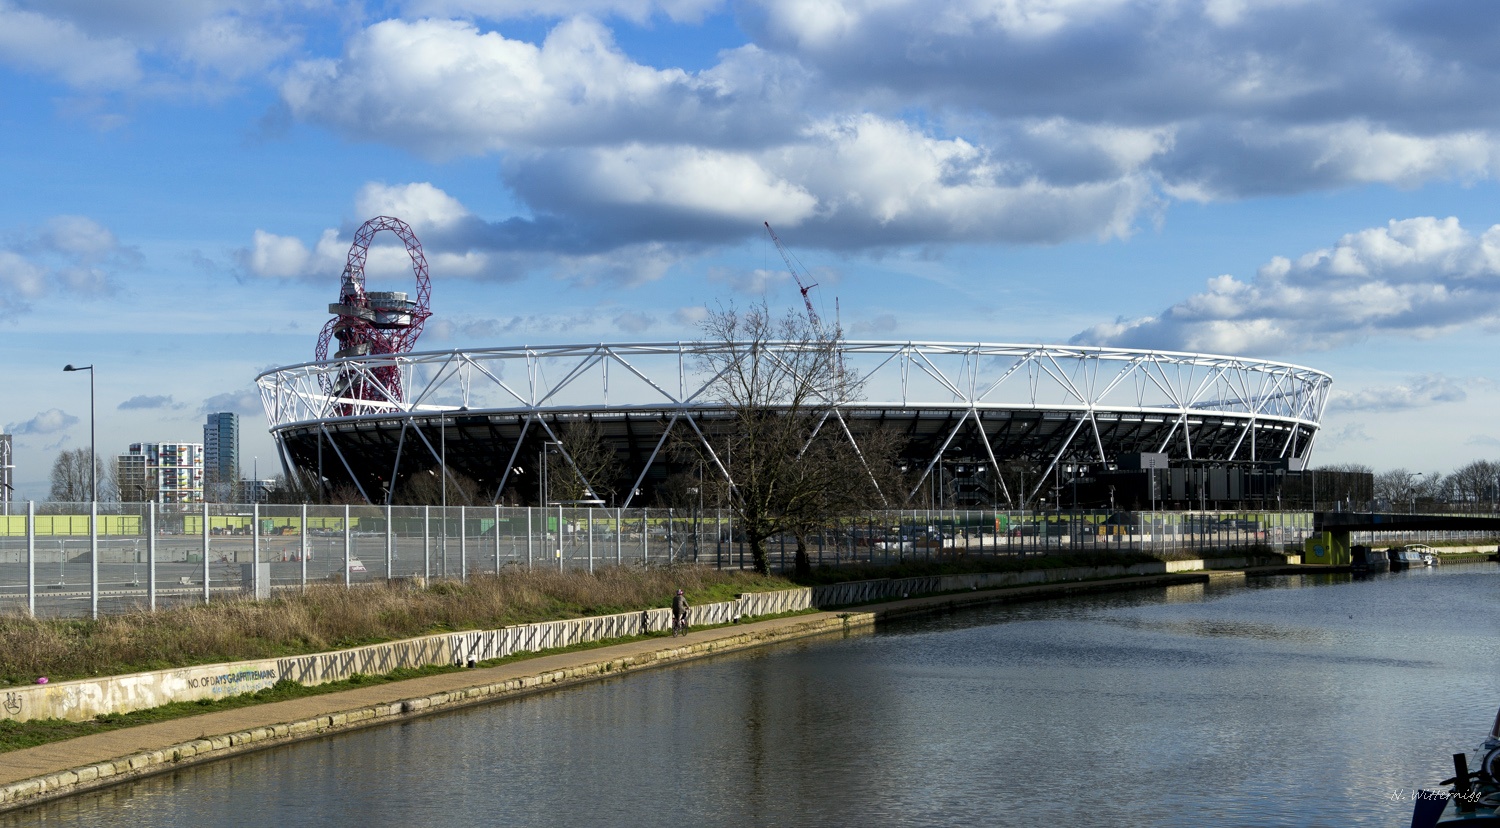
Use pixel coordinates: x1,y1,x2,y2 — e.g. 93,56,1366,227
764,221,820,327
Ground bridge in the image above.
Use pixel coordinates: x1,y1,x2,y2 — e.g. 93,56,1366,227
1305,512,1500,564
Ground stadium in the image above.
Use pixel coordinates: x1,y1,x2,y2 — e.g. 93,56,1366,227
255,218,1333,511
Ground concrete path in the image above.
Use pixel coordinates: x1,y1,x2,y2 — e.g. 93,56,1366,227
0,569,1222,813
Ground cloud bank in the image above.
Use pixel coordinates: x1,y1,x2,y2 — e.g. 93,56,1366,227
1071,217,1500,356
219,1,1500,276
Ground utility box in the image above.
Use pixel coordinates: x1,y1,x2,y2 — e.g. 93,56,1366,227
240,562,271,600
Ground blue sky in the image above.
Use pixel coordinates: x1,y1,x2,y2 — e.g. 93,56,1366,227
5,0,1500,501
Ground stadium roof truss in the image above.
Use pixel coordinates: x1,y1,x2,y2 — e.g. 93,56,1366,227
257,341,1332,507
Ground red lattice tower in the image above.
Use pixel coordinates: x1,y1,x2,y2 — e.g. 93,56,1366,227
314,216,432,413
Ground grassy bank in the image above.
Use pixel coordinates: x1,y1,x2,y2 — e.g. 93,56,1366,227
0,566,789,686
0,608,813,754
0,550,1280,756
0,549,1287,686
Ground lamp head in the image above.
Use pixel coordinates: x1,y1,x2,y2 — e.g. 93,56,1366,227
63,364,91,372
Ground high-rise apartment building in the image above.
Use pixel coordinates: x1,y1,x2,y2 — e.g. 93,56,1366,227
203,412,239,502
117,442,204,506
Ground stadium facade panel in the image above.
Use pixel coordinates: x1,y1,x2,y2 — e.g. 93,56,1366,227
257,341,1331,508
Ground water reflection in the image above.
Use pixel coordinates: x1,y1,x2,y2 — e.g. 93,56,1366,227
9,565,1500,828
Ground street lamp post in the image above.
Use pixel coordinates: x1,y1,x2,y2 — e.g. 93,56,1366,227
63,363,97,619
62,364,95,503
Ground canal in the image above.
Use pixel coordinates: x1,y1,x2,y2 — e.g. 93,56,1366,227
11,565,1500,827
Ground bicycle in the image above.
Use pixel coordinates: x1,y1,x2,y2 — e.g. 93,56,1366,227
672,613,689,637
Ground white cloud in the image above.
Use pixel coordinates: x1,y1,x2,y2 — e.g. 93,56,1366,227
261,4,1500,256
513,143,818,226
549,240,687,287
429,251,492,278
1071,217,1500,356
282,16,749,157
1330,374,1473,413
117,394,179,411
0,3,141,89
671,306,709,326
708,266,788,295
612,310,654,332
177,14,298,79
0,216,135,313
243,228,343,279
1316,422,1372,451
199,389,262,416
502,114,1154,249
849,312,897,336
0,1,303,92
242,186,510,282
40,215,124,259
5,408,78,436
402,0,724,24
0,251,49,308
355,182,473,233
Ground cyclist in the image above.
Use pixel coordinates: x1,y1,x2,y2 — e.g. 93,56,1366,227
671,589,689,635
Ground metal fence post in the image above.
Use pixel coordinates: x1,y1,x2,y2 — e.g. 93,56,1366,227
301,503,308,591
423,505,430,580
460,507,468,581
526,506,533,570
556,504,563,572
252,502,261,598
587,507,594,573
26,500,35,617
202,501,210,604
89,500,98,619
616,507,623,566
386,503,394,582
148,501,157,611
343,504,351,589
642,507,649,566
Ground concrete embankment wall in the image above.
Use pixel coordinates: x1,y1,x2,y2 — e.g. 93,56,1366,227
0,612,874,813
0,590,813,724
0,557,1263,724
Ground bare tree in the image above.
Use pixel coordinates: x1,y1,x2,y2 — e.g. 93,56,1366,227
49,448,108,503
393,466,482,506
1447,459,1500,513
264,468,325,504
545,419,622,505
694,301,876,575
1415,471,1445,511
782,423,908,573
1374,468,1425,512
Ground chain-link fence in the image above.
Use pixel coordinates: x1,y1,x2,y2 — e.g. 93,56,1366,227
0,502,1487,618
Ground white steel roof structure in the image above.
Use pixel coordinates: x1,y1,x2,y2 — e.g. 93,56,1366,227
257,340,1332,507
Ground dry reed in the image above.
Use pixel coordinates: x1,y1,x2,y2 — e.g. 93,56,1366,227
0,566,788,685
